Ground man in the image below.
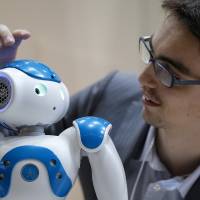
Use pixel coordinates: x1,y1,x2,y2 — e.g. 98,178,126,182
0,0,200,199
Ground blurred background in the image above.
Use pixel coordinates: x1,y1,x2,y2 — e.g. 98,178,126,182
1,0,164,199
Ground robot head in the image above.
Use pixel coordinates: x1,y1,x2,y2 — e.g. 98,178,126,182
0,59,70,129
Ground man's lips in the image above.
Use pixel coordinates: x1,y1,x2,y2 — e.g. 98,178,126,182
142,93,161,107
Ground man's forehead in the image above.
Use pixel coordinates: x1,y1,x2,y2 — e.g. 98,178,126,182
152,16,188,46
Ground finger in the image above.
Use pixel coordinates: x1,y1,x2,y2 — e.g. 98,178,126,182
12,29,31,40
0,24,15,46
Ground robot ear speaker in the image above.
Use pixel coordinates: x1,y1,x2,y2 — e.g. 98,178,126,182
0,75,12,110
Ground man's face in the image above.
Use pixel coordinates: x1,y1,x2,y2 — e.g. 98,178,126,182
139,15,200,131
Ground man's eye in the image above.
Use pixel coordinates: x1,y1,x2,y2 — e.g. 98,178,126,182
158,61,171,72
173,74,181,80
159,61,176,72
158,61,182,79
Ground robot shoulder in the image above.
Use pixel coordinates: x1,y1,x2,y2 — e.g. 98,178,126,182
73,116,112,152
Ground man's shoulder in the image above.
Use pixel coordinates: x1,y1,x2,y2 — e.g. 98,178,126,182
106,70,140,89
102,70,142,101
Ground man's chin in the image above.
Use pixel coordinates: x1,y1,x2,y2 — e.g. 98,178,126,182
142,109,163,127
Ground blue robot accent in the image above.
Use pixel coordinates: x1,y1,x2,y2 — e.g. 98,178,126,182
3,59,61,83
21,164,39,182
74,117,111,149
0,146,72,197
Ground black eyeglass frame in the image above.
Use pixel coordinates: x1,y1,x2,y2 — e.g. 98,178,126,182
139,35,200,87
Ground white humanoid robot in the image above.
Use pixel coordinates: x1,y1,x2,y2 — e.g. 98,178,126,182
0,59,128,200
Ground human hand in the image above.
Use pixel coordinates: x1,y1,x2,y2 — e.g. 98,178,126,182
0,24,31,65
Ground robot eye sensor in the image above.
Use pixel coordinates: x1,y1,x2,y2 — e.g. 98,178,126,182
34,83,47,96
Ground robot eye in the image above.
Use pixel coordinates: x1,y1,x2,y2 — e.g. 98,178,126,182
34,84,47,96
35,88,40,95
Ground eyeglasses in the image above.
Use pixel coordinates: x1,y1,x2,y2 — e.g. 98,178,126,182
139,36,200,87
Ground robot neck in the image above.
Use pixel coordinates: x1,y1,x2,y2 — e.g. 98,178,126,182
18,126,45,136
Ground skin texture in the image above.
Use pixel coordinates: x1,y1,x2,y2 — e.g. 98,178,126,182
139,15,200,176
0,24,30,65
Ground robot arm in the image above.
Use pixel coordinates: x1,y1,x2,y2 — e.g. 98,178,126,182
73,117,128,200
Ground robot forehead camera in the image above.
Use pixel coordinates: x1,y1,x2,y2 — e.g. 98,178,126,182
0,59,70,129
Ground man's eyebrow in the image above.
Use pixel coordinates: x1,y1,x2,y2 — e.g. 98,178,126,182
149,35,196,78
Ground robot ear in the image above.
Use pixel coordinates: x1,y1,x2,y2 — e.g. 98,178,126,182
0,73,12,112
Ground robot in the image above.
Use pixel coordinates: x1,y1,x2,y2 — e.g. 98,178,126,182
0,60,128,200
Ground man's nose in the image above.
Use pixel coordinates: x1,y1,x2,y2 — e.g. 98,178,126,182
139,64,158,88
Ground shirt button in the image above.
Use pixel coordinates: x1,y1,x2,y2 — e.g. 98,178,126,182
153,184,161,191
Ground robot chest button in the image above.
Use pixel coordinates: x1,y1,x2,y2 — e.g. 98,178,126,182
21,164,39,182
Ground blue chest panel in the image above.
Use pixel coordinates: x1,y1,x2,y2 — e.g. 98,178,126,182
74,117,111,149
3,59,61,83
0,146,72,197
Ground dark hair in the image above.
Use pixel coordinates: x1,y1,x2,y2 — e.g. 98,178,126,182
162,0,200,39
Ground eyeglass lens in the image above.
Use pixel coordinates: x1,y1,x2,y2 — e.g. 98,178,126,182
154,62,172,87
139,39,151,64
139,38,173,87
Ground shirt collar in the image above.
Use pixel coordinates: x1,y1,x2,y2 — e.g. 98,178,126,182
140,126,200,198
